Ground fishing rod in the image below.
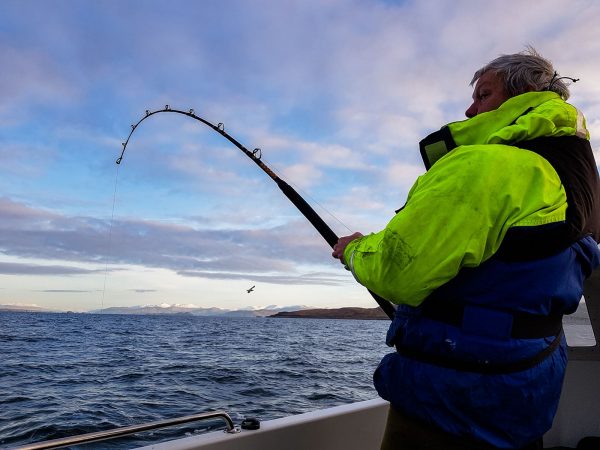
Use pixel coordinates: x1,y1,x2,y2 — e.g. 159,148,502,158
117,106,395,320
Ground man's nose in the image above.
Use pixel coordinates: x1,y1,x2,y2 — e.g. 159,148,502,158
465,102,477,118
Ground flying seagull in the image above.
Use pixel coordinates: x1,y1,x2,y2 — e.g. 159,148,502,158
246,285,255,293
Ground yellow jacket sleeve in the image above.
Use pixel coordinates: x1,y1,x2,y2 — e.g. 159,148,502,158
343,144,567,306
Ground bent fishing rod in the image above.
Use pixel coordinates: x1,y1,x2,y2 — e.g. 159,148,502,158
117,106,395,320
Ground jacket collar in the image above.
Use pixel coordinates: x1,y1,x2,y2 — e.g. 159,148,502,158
419,92,589,170
448,91,588,147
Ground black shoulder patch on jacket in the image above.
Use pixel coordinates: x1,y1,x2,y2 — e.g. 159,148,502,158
419,126,457,170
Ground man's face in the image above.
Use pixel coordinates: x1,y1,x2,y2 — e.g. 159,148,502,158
465,70,510,118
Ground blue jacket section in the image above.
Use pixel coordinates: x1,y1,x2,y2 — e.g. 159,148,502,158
374,236,600,448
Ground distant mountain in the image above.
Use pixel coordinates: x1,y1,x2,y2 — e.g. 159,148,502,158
87,304,309,318
90,305,224,316
0,304,60,313
2,303,388,319
269,307,389,320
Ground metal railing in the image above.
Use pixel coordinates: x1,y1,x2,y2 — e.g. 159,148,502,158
11,410,240,450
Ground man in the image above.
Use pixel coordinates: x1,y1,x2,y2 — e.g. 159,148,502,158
332,48,600,449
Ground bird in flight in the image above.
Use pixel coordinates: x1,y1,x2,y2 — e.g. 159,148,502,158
246,285,255,293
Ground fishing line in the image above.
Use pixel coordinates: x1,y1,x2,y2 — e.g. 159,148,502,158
100,162,121,313
117,107,395,320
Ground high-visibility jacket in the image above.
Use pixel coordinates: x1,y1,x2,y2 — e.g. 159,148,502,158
344,91,600,448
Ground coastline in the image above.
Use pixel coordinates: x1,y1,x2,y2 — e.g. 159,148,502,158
269,307,389,320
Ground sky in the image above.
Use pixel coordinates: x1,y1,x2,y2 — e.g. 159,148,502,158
1,0,600,312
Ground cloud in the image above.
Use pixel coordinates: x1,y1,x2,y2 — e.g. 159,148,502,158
385,162,424,190
0,262,99,276
0,197,339,285
37,289,96,293
0,42,78,122
279,164,323,190
178,270,348,286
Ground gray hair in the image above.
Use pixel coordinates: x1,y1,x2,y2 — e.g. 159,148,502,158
470,46,571,100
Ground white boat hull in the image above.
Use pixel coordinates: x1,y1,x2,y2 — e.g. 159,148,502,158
137,398,389,450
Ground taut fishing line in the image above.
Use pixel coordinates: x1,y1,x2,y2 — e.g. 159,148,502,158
117,106,395,320
100,163,121,313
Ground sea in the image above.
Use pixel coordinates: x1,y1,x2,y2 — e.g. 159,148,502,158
0,311,595,449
